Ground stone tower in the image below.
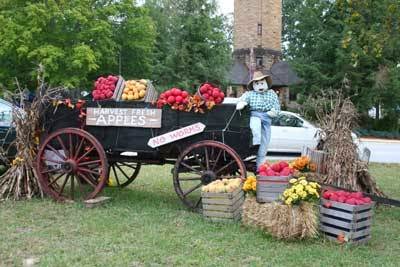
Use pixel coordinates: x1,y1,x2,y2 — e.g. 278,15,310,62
233,0,282,73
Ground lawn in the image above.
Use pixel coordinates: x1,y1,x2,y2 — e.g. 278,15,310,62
1,164,399,266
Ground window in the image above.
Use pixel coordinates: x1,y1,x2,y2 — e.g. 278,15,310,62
257,23,262,36
0,101,12,127
256,56,263,67
272,114,303,127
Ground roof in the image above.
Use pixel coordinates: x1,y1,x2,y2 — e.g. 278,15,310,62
267,61,302,88
228,60,250,85
228,61,302,87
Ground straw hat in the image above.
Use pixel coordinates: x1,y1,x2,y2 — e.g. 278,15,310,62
247,71,273,90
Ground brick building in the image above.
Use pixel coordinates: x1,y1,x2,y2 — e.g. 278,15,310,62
228,0,300,105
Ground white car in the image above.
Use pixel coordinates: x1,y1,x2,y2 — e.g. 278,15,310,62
223,98,358,153
269,111,320,153
0,99,12,128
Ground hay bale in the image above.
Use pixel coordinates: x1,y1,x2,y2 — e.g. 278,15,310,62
242,196,318,239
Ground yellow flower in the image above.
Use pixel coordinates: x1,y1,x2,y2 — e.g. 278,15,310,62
291,193,299,200
251,183,256,191
298,176,306,181
289,178,297,184
299,180,308,186
285,197,293,205
295,184,304,191
283,190,290,197
299,191,307,199
305,185,313,191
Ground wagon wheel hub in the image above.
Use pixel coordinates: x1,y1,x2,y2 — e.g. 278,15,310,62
201,170,216,185
62,159,78,173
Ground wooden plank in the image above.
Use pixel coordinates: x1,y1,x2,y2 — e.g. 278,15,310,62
352,228,371,239
257,183,288,189
354,210,373,220
321,199,374,213
323,233,370,245
203,197,244,212
320,206,355,220
202,193,243,205
257,187,286,193
320,216,372,230
201,187,242,199
86,107,162,128
257,175,290,182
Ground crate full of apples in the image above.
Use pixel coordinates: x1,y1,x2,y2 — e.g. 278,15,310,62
92,75,122,101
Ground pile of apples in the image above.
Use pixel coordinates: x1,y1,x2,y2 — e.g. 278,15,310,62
121,79,147,101
157,88,190,108
92,75,119,101
258,161,294,177
322,190,372,206
198,83,225,104
202,178,242,193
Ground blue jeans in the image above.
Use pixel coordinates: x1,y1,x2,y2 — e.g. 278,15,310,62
250,111,272,168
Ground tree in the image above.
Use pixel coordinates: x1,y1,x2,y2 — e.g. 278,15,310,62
283,0,400,123
0,0,156,89
145,0,232,91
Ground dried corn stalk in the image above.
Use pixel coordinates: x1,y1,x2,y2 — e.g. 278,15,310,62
312,91,384,196
0,69,66,200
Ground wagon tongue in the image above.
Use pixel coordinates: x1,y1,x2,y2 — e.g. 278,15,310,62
201,170,217,185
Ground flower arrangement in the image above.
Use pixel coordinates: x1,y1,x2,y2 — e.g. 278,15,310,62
242,175,257,195
282,177,321,205
290,156,317,172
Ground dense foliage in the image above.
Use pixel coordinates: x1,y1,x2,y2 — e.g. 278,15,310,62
0,0,156,89
283,0,400,128
144,0,232,92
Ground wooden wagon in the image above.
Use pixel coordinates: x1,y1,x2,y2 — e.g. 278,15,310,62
35,100,257,211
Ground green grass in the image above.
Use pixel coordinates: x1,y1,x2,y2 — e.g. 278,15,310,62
1,164,400,266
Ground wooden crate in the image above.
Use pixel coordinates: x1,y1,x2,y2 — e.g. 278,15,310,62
256,175,290,203
319,198,374,245
304,147,328,174
202,187,244,222
111,76,125,101
114,79,158,103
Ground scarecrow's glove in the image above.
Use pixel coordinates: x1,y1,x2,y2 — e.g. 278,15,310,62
236,101,248,110
267,108,278,118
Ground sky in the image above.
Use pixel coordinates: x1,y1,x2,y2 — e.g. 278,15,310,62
216,0,234,15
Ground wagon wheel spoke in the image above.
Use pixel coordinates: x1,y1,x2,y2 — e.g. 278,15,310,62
173,141,246,212
181,162,202,175
183,183,202,196
74,136,85,159
36,128,108,202
215,160,236,175
57,174,70,197
46,144,66,160
76,146,95,163
194,197,202,209
112,164,121,187
41,167,63,174
77,171,97,188
70,174,75,200
204,147,210,170
78,160,102,167
178,176,202,181
68,133,74,159
47,172,65,187
56,136,69,157
211,149,223,171
78,166,101,176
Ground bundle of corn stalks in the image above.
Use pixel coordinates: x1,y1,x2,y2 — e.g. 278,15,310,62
0,72,66,200
242,196,318,239
313,91,384,196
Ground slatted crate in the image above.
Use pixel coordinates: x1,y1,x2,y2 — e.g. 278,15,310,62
319,198,374,245
256,175,290,203
202,187,244,222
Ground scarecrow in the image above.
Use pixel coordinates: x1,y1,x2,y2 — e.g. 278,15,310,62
236,71,281,168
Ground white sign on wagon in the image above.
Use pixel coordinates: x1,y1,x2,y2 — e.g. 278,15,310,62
147,123,206,148
86,107,162,128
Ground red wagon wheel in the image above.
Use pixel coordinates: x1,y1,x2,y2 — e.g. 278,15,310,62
173,140,247,211
36,128,108,202
107,161,141,187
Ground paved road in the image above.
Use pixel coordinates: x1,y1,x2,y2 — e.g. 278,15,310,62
359,139,400,164
266,139,400,164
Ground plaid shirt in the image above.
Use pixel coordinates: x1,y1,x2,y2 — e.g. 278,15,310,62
239,90,281,112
